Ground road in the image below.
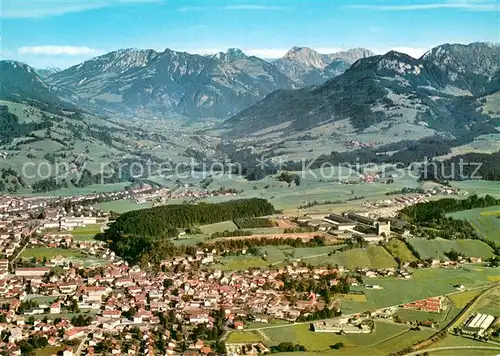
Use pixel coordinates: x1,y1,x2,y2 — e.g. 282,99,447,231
270,252,330,266
404,346,500,356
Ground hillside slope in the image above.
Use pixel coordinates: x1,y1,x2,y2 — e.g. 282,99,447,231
220,43,500,139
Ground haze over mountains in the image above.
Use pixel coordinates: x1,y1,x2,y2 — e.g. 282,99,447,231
1,42,499,143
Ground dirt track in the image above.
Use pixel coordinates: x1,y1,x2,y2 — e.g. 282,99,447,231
273,219,298,229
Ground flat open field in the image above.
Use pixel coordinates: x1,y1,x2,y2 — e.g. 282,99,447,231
261,321,419,353
448,289,482,308
94,199,153,213
263,323,350,350
199,221,239,235
21,247,85,259
213,245,347,271
342,266,500,314
304,246,398,269
472,285,500,315
447,205,500,242
385,239,418,262
71,224,102,241
226,331,264,343
408,238,495,259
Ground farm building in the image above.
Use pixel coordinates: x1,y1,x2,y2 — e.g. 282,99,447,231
401,297,443,313
463,313,496,336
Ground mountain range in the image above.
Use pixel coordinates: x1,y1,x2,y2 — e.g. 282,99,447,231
221,42,500,139
1,42,499,142
41,46,373,119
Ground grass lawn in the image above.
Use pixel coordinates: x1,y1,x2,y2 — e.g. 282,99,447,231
342,266,500,314
473,285,500,315
395,309,444,323
263,322,413,353
468,217,500,243
213,256,269,271
21,247,84,259
448,289,482,308
199,221,239,235
343,321,410,347
264,324,350,351
385,239,418,262
212,245,347,271
71,224,102,235
94,199,153,213
305,246,397,269
408,238,495,259
226,331,264,343
71,224,102,241
373,329,436,353
425,335,500,355
447,205,500,243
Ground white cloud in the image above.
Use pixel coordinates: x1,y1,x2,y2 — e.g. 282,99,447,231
350,0,497,11
178,4,282,12
2,0,162,19
18,46,103,56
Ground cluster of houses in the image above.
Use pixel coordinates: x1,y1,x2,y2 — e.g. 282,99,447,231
0,256,366,355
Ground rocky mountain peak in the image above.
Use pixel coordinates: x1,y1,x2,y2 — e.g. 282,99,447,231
282,47,326,68
213,48,248,62
329,47,375,64
422,42,500,76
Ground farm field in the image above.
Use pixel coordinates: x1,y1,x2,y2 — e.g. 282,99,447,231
304,246,398,269
263,323,350,351
259,322,420,354
341,266,500,314
395,308,445,323
372,329,436,354
226,331,263,343
71,224,102,241
94,199,153,213
408,238,495,259
199,221,239,235
212,245,349,271
447,205,500,242
21,247,85,259
472,285,500,315
385,239,418,262
448,289,482,308
424,335,500,355
468,217,500,242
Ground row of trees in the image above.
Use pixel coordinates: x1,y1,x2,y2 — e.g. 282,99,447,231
234,217,277,229
210,230,253,239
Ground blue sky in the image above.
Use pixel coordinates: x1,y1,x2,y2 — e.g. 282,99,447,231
1,0,499,68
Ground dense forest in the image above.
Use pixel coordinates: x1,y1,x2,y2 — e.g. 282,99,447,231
420,151,500,182
0,105,52,145
105,199,276,263
0,168,25,193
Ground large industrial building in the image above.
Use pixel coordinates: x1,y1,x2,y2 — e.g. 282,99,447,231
463,313,496,336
